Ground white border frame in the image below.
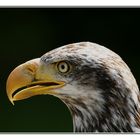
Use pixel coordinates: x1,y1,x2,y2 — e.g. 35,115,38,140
0,0,140,6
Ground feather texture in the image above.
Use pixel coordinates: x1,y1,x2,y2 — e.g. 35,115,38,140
41,42,140,132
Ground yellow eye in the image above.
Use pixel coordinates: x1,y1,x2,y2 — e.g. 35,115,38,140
57,61,70,73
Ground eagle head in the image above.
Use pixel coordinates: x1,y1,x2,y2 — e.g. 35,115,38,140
6,42,140,132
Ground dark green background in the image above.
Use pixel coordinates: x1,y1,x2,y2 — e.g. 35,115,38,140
0,8,140,132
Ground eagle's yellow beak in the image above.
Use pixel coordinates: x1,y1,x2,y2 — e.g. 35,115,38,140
6,58,65,105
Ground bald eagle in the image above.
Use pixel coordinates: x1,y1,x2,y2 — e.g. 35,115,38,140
6,42,140,132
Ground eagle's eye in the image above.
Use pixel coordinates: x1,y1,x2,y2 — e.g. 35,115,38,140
57,61,70,73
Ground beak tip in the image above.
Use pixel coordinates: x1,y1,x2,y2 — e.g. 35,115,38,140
9,98,15,105
11,101,15,106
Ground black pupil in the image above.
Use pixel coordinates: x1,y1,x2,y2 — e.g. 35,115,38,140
61,64,65,69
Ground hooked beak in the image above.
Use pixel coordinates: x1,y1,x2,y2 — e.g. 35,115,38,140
6,58,65,105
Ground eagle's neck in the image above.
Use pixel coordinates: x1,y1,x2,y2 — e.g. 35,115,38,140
62,93,140,132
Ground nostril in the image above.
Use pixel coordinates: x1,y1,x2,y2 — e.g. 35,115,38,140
27,67,34,73
26,65,36,75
